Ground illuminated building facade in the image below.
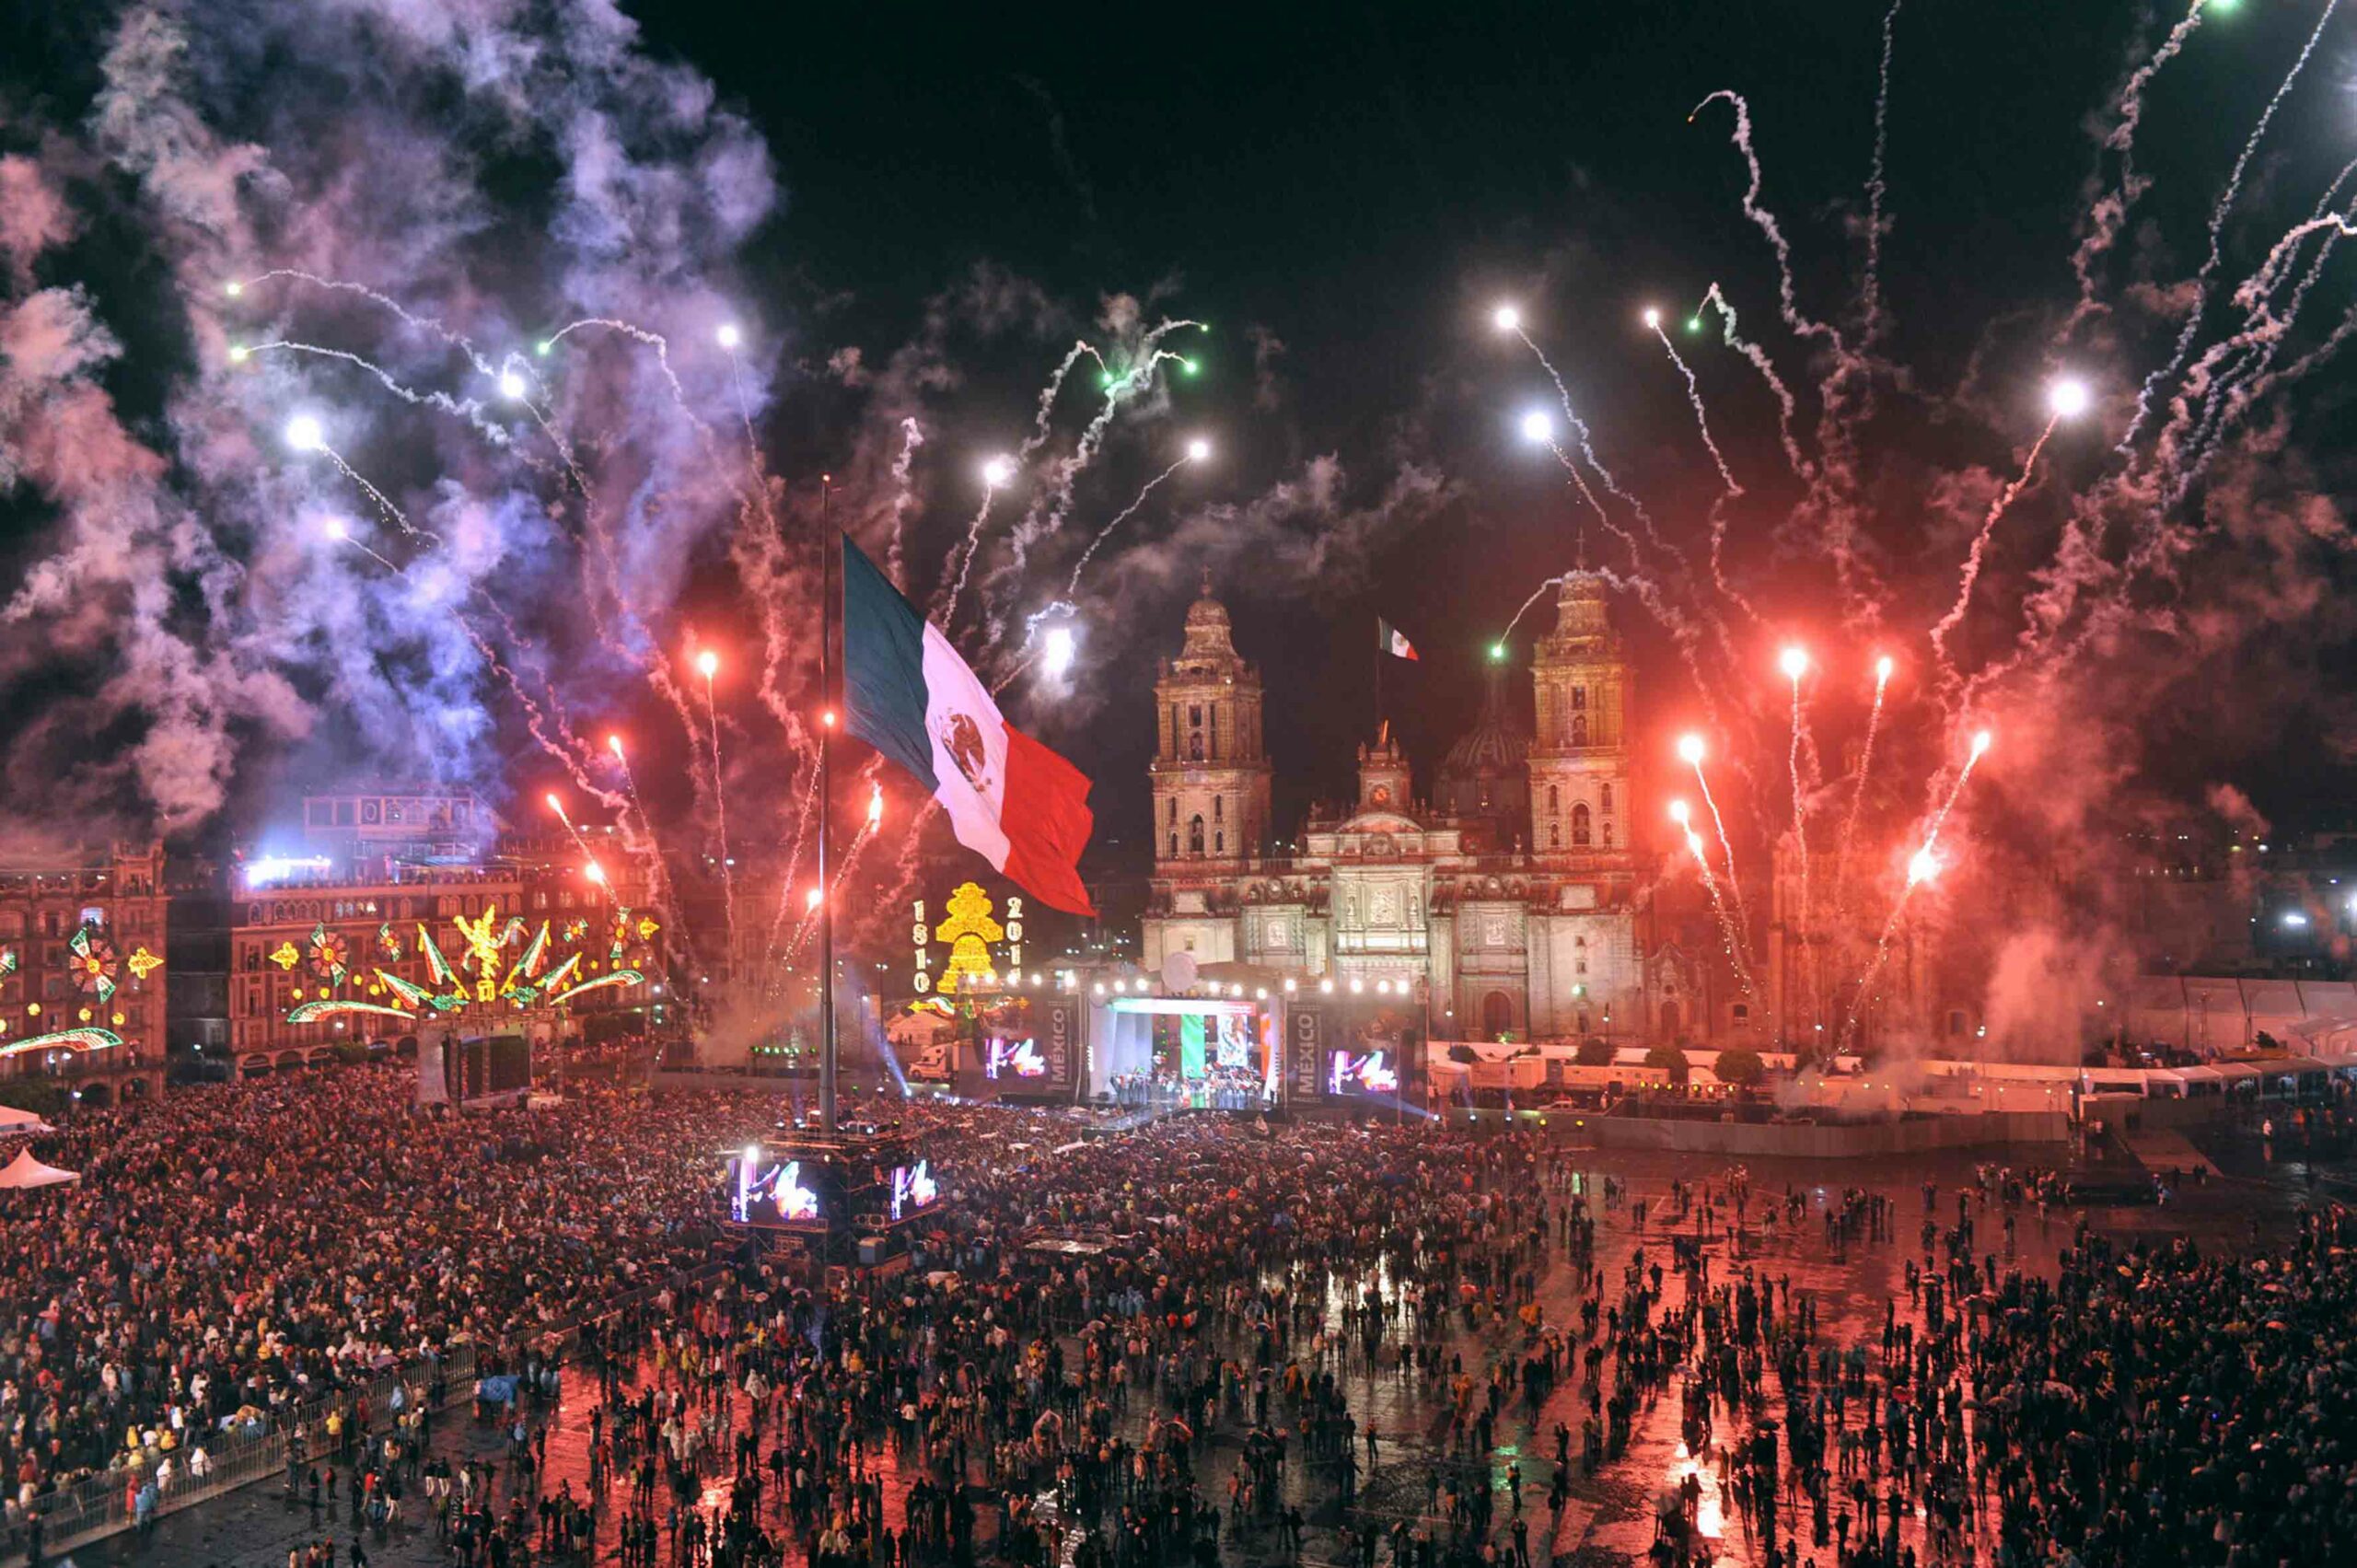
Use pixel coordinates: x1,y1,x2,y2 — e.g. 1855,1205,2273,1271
0,843,170,1102
1143,573,1702,1044
226,787,663,1071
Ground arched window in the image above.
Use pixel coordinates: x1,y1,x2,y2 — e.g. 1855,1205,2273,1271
1189,815,1206,855
1190,704,1202,726
1167,797,1178,823
1189,733,1204,761
1169,833,1179,857
1213,796,1223,820
1600,784,1613,813
1481,992,1514,1037
1214,831,1225,854
1602,821,1614,848
1571,686,1586,711
1572,714,1588,747
1573,804,1592,846
1547,784,1560,812
1549,822,1561,849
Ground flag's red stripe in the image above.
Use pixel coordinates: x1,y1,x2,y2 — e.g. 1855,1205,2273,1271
999,723,1097,915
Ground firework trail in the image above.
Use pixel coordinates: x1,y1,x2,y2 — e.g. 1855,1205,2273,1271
1832,658,1894,922
544,791,598,862
231,269,495,372
1927,413,2061,683
1840,884,1921,1052
884,416,924,589
925,343,1100,627
2189,162,2357,464
1672,805,1763,1010
1501,576,1569,644
2120,0,2338,451
1686,750,1751,947
938,468,1010,628
1861,0,1903,338
1696,285,1809,480
1020,341,1104,464
987,319,1202,647
1514,329,1684,566
696,657,737,971
312,440,433,543
1839,735,1988,1050
1647,313,1754,616
321,524,402,575
1065,456,1190,597
2066,0,2212,330
1784,662,1815,1029
1690,93,1851,362
245,341,517,448
764,759,829,960
545,317,698,419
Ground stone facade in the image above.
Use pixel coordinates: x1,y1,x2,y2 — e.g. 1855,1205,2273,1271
1142,572,1671,1044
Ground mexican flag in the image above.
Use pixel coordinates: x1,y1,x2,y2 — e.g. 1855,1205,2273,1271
1377,618,1419,661
842,536,1097,914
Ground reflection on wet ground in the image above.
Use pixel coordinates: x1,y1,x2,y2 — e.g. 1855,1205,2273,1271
82,1121,2339,1568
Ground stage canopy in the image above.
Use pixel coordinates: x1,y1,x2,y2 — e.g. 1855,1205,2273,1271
0,1105,53,1139
0,1148,79,1190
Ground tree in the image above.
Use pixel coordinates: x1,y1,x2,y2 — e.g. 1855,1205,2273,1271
1643,1042,1691,1085
1713,1046,1766,1088
1573,1038,1614,1067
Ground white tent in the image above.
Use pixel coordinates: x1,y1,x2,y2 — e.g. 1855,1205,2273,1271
0,1148,78,1190
0,1104,53,1139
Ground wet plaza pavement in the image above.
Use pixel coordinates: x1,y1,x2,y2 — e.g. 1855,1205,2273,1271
63,1118,2348,1568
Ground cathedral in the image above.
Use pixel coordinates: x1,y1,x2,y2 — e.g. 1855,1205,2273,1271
1141,571,1721,1045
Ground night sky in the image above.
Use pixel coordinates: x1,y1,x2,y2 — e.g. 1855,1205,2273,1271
2,0,2353,912
628,0,2357,845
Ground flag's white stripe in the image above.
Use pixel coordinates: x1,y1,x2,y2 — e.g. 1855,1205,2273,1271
919,624,1012,870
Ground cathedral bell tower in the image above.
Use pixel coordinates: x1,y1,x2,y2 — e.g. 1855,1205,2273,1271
1527,567,1632,865
1150,574,1272,868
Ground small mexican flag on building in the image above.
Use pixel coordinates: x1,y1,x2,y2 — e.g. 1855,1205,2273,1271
1377,618,1419,661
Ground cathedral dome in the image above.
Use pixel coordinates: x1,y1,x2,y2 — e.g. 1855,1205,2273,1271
1442,665,1530,775
1436,658,1531,830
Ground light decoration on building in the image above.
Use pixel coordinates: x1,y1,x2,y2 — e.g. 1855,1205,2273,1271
0,949,15,980
307,923,352,984
377,922,403,961
269,942,300,970
0,1026,121,1060
931,882,1003,995
126,946,163,982
282,901,643,1031
911,900,929,993
69,926,120,1005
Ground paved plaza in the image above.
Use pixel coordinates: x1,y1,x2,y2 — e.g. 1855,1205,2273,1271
58,1116,2345,1568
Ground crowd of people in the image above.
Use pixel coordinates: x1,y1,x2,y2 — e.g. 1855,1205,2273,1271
0,1060,2352,1568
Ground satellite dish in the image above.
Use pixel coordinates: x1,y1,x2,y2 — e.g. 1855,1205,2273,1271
1162,952,1199,993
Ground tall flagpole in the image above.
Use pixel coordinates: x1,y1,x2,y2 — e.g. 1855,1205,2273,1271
819,477,839,1132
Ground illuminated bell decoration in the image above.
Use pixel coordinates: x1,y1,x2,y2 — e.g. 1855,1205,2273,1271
933,882,1003,997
